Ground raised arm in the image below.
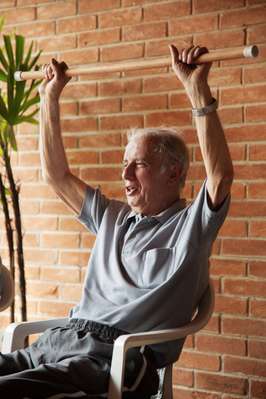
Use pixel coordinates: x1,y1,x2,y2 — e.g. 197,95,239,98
39,59,87,215
169,45,234,209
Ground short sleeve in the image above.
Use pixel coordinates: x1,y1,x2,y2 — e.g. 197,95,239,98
77,186,110,234
189,180,230,242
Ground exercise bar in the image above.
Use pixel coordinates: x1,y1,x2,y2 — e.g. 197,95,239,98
14,45,259,81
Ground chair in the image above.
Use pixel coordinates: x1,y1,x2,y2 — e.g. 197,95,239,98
2,281,215,399
0,257,14,312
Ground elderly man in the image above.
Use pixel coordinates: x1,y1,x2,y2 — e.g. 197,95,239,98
0,45,233,398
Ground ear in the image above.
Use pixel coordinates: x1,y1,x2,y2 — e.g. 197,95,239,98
167,163,180,185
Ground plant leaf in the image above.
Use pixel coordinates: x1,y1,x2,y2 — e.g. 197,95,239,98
0,95,8,120
15,35,24,68
0,68,7,82
0,47,8,72
0,17,5,33
20,93,39,113
3,35,15,70
8,125,17,151
23,40,33,67
28,50,42,70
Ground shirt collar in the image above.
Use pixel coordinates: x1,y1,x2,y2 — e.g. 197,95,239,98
126,198,186,224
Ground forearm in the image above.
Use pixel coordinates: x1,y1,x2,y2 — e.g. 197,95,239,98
39,94,70,183
187,84,234,205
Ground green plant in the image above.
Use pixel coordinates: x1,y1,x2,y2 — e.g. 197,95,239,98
0,20,42,322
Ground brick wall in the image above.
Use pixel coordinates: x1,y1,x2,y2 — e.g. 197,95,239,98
0,0,266,397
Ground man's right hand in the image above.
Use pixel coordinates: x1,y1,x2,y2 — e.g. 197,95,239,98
38,58,71,99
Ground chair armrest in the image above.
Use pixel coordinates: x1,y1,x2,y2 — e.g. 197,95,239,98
108,281,214,399
1,317,68,354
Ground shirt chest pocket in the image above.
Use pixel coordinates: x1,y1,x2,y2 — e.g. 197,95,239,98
142,248,175,288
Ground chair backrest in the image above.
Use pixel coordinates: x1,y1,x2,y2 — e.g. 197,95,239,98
0,258,14,312
158,281,215,399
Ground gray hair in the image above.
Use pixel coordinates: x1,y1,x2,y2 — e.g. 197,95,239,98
127,127,189,190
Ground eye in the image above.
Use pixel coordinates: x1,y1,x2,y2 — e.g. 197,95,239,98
136,161,148,167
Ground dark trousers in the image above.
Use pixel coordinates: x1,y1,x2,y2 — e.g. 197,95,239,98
0,319,159,399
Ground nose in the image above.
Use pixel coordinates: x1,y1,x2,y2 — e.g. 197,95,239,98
122,163,135,180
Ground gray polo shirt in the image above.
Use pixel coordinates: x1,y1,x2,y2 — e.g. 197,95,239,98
70,181,230,367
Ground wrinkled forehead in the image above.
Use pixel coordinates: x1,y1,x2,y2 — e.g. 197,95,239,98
124,136,159,160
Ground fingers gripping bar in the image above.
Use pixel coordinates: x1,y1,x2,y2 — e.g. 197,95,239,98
14,45,259,81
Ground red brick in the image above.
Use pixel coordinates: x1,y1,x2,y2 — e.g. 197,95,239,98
246,104,266,123
99,79,142,97
62,82,97,100
99,8,141,29
220,6,266,29
172,367,193,387
249,339,266,359
58,48,98,65
59,284,83,301
231,182,246,199
195,371,248,395
178,350,220,371
61,102,78,116
1,7,35,25
39,301,75,316
249,221,266,238
59,251,89,267
41,233,80,249
233,164,266,180
67,150,99,165
79,133,121,148
251,380,266,399
209,67,242,87
221,85,266,106
37,0,76,19
210,258,246,277
145,110,191,127
249,261,266,278
61,117,97,132
244,65,266,84
100,114,143,130
101,150,124,164
24,249,57,265
248,183,266,199
80,233,96,249
143,1,190,21
195,30,244,50
123,21,166,42
80,98,121,115
143,75,182,93
169,14,217,35
173,388,221,399
229,201,266,217
79,28,120,47
79,0,120,13
27,281,58,298
215,294,247,315
41,200,70,215
250,299,266,318
194,0,244,13
81,167,122,182
222,238,266,257
219,219,247,237
16,20,56,37
223,316,266,337
123,94,167,112
146,37,192,57
38,35,76,53
249,143,266,161
41,266,80,283
57,14,96,34
248,24,266,44
224,355,266,378
101,43,144,62
196,334,246,356
18,152,40,167
22,216,57,231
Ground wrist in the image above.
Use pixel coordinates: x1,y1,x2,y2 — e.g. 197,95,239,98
186,83,212,108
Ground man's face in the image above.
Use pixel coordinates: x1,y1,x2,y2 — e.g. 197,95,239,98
122,136,179,215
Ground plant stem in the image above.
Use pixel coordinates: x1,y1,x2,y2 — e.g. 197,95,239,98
3,126,27,321
0,171,15,322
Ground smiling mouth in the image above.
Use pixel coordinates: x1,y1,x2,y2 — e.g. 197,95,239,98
125,186,139,196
